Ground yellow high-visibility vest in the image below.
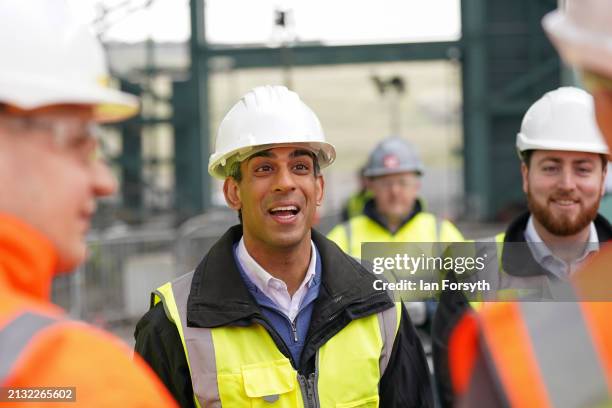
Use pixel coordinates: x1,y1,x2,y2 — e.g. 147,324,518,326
327,212,464,259
152,272,402,408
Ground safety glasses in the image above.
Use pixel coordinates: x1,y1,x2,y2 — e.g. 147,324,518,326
0,113,104,164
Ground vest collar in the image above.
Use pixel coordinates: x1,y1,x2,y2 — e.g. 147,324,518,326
0,214,58,301
363,198,424,234
185,225,393,329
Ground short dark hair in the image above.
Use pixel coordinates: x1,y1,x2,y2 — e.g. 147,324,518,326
521,149,608,170
226,150,321,223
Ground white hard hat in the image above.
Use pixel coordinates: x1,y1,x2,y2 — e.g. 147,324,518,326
543,0,612,79
363,136,424,177
0,0,138,123
516,87,609,155
208,85,336,179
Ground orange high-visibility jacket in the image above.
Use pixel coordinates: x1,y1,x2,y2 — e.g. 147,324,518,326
0,214,178,408
448,246,612,408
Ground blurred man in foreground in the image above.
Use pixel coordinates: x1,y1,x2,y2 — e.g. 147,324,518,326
0,1,177,406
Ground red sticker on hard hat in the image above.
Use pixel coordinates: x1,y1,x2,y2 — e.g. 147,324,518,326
383,154,400,169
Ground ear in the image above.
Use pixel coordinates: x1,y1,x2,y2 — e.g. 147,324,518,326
521,162,529,194
315,175,324,206
223,177,242,211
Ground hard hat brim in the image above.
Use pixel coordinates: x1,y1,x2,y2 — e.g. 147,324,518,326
0,74,139,123
363,167,423,178
517,132,610,156
208,141,336,180
543,10,612,79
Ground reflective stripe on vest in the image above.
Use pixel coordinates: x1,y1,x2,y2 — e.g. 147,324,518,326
341,212,443,258
0,312,59,383
153,273,401,407
478,302,611,408
153,272,213,408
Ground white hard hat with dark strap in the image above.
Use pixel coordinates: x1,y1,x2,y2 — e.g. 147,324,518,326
208,85,336,179
543,0,612,79
516,87,609,156
0,0,138,123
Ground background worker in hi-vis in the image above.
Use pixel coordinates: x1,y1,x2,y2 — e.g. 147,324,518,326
135,86,433,407
433,86,612,408
0,1,177,406
327,136,464,344
447,1,612,406
328,136,464,260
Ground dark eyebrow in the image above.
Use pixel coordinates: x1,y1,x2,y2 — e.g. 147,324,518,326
250,150,275,160
573,158,596,165
249,149,315,161
290,149,316,160
538,157,562,164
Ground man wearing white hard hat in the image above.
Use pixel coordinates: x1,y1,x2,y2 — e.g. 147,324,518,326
0,1,177,406
135,86,433,407
434,86,612,407
446,1,612,403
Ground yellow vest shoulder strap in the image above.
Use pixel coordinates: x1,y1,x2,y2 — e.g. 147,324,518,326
153,272,210,408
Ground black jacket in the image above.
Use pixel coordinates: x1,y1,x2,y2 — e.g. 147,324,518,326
432,212,612,408
135,226,433,408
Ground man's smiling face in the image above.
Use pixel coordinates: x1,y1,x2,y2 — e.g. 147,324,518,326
224,146,324,251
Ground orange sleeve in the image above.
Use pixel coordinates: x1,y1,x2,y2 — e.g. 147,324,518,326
2,322,178,408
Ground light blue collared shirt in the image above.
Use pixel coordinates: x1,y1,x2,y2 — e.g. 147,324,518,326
524,215,599,280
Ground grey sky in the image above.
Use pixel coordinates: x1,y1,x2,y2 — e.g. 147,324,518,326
69,0,460,44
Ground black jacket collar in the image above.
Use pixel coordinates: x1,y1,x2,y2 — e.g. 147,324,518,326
363,198,423,234
185,225,393,329
501,211,612,277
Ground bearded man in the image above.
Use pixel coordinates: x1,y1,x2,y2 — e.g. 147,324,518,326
432,86,612,407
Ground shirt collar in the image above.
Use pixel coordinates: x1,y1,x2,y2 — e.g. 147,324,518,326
237,237,317,293
525,215,599,264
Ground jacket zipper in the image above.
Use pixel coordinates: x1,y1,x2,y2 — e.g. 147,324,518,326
298,373,319,408
309,349,321,408
256,316,321,407
291,319,299,342
254,291,389,406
